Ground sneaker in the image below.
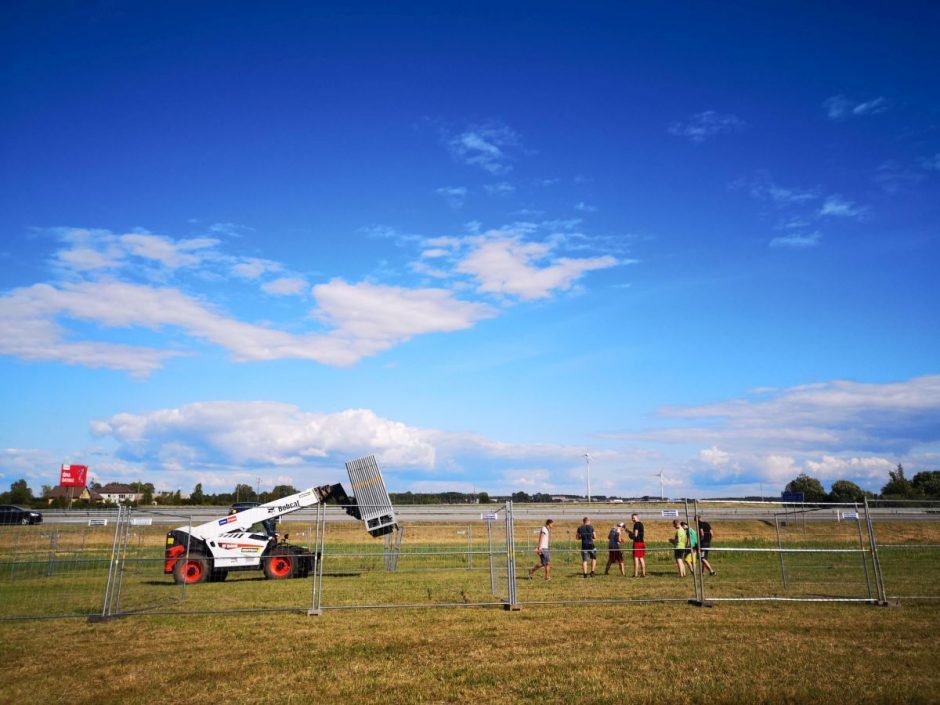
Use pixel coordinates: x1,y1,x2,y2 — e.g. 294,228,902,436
583,573,588,579
710,570,717,576
590,571,595,577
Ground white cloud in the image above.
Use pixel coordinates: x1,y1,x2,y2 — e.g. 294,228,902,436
668,110,746,143
50,228,221,274
232,257,281,280
820,195,866,218
483,182,515,196
770,231,821,248
654,375,940,455
92,402,439,469
455,232,619,300
446,123,520,174
574,202,597,213
745,175,818,206
0,278,495,374
699,446,731,467
824,95,889,120
434,186,468,208
311,279,495,348
261,277,308,296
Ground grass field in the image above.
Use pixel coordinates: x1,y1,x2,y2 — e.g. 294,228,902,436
1,601,939,704
1,516,939,703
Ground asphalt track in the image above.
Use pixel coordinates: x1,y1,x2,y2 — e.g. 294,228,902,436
33,502,939,526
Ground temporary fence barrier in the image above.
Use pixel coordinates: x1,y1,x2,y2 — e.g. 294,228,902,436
1,499,938,621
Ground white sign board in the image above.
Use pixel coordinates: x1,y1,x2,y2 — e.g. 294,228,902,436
88,518,108,526
841,512,859,521
481,513,498,521
661,509,680,518
131,517,153,526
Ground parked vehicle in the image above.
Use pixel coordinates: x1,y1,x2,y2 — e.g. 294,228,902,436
0,505,43,525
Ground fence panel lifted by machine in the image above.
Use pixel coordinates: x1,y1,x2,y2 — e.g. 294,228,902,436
164,455,397,584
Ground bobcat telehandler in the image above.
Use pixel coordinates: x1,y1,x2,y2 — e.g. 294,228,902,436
164,456,396,584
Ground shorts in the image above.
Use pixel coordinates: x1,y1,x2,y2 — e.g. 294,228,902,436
581,549,597,561
632,542,645,558
674,549,684,560
608,549,623,562
538,550,550,566
700,540,711,559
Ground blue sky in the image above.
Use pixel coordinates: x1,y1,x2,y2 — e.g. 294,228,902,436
2,2,939,499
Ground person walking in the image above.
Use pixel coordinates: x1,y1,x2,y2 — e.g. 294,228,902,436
604,522,626,575
629,513,646,577
528,519,554,580
695,514,717,576
669,519,688,577
576,516,597,578
681,520,698,575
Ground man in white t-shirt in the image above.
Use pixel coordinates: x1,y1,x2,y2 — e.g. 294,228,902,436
527,519,554,580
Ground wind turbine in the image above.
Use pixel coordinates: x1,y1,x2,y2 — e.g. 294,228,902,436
584,452,592,503
653,469,665,501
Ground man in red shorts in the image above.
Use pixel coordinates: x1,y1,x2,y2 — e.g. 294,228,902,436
629,513,646,577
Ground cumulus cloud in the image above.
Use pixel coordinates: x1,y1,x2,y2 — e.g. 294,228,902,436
51,228,220,274
92,402,440,469
0,278,495,374
668,110,746,143
261,277,308,296
455,233,618,300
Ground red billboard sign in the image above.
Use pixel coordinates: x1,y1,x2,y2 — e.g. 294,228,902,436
60,464,88,488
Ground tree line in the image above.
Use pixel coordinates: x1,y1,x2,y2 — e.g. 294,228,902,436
1,465,938,509
783,465,940,503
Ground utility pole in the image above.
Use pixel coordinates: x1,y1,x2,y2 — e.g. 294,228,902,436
584,453,592,503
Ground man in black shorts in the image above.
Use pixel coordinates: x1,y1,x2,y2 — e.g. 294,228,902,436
576,516,597,577
695,514,717,576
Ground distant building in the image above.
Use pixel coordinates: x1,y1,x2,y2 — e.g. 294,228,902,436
45,485,101,504
97,483,141,504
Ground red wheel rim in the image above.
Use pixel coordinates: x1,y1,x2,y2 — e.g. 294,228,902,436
184,560,203,583
270,556,292,577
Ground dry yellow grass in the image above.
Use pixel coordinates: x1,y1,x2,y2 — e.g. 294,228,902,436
1,602,938,705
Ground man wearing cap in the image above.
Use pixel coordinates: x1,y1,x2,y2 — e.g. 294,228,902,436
604,522,626,576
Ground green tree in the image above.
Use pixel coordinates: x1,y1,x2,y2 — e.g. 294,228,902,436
477,492,492,504
5,479,34,505
189,483,205,504
912,471,940,499
784,473,826,502
881,463,917,498
511,491,532,503
233,483,257,503
828,479,869,503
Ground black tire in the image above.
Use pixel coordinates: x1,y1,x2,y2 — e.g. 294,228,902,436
263,547,295,580
172,554,208,585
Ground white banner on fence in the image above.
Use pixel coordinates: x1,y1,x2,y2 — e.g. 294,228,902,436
661,509,680,518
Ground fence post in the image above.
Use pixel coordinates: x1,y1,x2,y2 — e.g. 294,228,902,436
308,502,325,616
504,501,521,610
863,498,888,604
774,514,788,590
854,502,874,602
93,505,125,622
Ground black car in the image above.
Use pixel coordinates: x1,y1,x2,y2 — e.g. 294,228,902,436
0,505,43,525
